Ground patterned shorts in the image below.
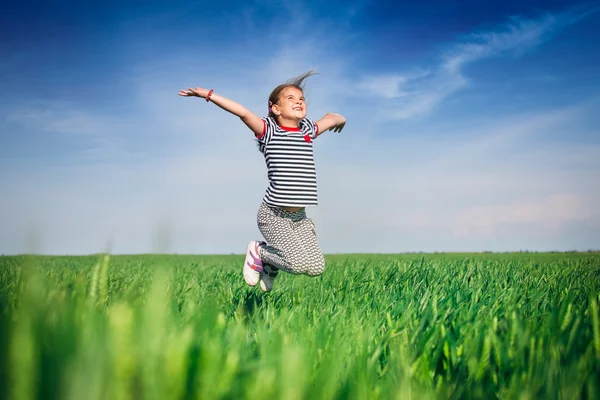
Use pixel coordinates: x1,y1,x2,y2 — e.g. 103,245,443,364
256,202,325,276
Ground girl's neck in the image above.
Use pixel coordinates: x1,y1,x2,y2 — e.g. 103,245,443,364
276,116,301,128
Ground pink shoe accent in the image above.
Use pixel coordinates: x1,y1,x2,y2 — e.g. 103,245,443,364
246,260,263,272
250,243,263,268
244,241,263,287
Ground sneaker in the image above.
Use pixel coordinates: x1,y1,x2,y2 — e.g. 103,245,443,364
260,264,279,292
243,241,263,287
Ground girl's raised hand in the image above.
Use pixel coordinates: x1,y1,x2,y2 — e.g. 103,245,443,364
330,113,346,133
178,87,210,99
317,113,347,135
332,121,346,133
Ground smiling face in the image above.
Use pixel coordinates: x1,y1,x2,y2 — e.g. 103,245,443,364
271,86,306,125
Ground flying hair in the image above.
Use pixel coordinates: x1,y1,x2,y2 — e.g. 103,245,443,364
267,69,318,122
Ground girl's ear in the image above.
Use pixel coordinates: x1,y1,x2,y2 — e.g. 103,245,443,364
271,103,281,116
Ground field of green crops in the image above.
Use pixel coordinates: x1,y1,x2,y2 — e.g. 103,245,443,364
1,253,599,399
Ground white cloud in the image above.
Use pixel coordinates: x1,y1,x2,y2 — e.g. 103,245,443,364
357,69,431,99
359,6,599,120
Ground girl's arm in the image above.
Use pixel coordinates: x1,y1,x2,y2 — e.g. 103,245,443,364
178,87,264,137
316,113,346,136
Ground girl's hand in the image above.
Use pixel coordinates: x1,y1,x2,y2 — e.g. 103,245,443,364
316,113,347,135
330,113,346,133
178,87,210,99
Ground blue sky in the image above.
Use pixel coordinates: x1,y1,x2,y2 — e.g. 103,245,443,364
1,0,599,254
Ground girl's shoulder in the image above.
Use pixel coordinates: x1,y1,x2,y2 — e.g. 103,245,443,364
263,116,279,130
299,117,316,127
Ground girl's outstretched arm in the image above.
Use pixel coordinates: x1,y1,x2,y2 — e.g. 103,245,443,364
178,87,264,137
316,113,346,136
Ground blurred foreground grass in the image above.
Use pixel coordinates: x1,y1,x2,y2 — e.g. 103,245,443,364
1,253,599,399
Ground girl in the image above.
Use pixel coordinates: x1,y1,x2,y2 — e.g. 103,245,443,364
178,70,346,292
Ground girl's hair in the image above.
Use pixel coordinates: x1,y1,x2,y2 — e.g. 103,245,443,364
267,70,318,122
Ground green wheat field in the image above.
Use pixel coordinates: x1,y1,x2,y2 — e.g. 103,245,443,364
1,252,599,399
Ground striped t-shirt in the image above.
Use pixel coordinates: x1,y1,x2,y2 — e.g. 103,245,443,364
256,116,320,208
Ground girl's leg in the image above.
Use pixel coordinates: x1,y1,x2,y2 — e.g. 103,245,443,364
292,217,325,276
257,202,320,275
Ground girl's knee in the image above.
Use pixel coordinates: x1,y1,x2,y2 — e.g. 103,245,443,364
286,257,324,276
305,256,325,277
284,246,324,276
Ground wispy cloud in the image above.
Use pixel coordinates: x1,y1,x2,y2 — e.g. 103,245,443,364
359,5,599,120
5,105,99,135
1,102,134,163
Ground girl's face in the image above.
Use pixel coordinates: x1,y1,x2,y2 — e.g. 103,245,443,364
273,86,306,122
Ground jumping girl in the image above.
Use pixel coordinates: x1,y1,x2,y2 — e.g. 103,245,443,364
178,71,346,292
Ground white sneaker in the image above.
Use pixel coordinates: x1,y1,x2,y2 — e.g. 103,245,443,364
243,241,263,286
260,264,279,292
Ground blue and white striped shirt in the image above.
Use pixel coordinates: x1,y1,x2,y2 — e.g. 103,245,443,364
256,117,320,207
